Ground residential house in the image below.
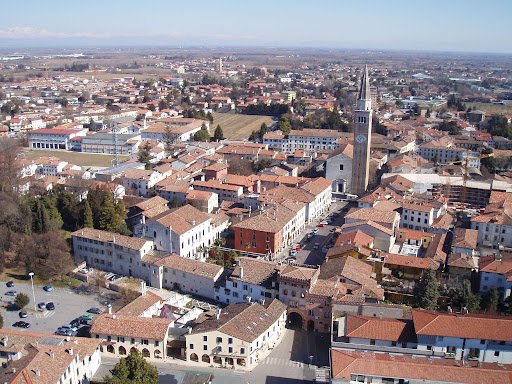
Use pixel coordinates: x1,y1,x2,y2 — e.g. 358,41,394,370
185,299,287,370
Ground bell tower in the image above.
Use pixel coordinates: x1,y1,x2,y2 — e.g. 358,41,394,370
351,65,373,196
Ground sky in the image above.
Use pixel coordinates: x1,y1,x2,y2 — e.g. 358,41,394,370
0,0,511,53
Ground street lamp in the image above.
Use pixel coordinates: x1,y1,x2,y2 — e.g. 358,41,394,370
28,272,36,311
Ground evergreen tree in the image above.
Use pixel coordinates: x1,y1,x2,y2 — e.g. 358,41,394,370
82,199,93,228
193,123,210,142
213,124,224,141
162,126,178,155
14,293,29,309
257,123,268,140
452,280,480,312
412,270,440,310
206,111,214,124
105,349,158,384
137,142,153,169
482,286,499,313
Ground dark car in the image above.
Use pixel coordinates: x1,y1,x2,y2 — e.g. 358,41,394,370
6,281,14,288
46,302,55,311
13,321,30,328
70,319,81,328
87,307,102,314
5,291,16,296
43,285,53,292
18,311,28,318
37,302,46,310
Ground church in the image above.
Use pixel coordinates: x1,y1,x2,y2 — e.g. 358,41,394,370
325,65,372,197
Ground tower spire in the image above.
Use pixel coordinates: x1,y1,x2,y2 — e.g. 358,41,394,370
356,65,371,111
358,64,370,100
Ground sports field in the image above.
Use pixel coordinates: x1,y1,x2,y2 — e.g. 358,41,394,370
212,112,274,140
22,149,129,168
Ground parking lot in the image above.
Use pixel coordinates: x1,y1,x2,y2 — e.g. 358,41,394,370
0,279,111,335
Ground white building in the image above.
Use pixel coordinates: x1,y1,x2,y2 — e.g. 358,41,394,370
28,127,88,150
149,254,223,299
137,204,214,260
121,168,166,197
0,329,102,384
215,257,281,305
71,227,155,281
185,299,287,370
479,255,512,300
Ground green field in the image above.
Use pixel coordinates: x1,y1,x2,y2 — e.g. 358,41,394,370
212,112,274,140
23,149,129,168
466,102,512,115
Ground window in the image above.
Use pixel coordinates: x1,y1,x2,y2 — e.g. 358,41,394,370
495,351,500,357
117,337,125,343
203,345,208,351
339,164,344,171
189,344,194,349
391,341,397,347
427,345,432,351
142,339,149,345
131,338,135,344
229,347,233,353
216,337,223,344
480,339,486,345
228,338,233,344
240,347,245,354
203,336,208,342
155,341,159,347
370,339,376,345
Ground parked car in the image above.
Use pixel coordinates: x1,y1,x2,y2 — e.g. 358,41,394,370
6,281,14,288
59,324,78,332
87,307,102,314
5,291,16,296
295,246,302,252
286,257,297,264
313,242,320,249
55,329,76,337
289,250,297,257
46,302,55,311
13,321,30,328
70,319,81,328
37,302,46,310
18,311,28,318
317,223,324,228
80,313,94,321
43,285,53,292
312,228,319,234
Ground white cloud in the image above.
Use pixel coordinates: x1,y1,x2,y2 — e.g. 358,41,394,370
0,27,112,39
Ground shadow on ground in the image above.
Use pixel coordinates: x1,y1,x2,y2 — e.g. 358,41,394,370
265,377,314,384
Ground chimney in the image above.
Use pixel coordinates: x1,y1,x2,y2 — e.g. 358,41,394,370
68,348,73,355
108,304,112,314
35,368,41,377
239,267,244,278
191,220,196,226
50,352,55,359
216,309,221,320
113,314,116,320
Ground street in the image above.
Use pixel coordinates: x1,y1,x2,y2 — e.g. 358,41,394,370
280,200,349,267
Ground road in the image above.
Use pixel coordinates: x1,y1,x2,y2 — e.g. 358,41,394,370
0,279,111,335
278,200,349,267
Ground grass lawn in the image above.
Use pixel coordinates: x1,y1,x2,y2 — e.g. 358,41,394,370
466,102,512,115
0,267,82,288
212,112,274,140
22,149,129,168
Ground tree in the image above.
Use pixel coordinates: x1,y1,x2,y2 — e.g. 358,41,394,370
82,199,93,228
213,125,224,141
193,124,210,142
257,123,268,140
451,280,480,312
206,111,214,124
105,349,158,384
137,142,153,169
168,196,182,209
412,270,439,310
482,286,499,313
0,313,3,329
277,118,292,135
162,126,178,155
14,293,29,309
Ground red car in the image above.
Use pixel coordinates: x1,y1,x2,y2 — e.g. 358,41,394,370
317,223,324,228
295,246,301,252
